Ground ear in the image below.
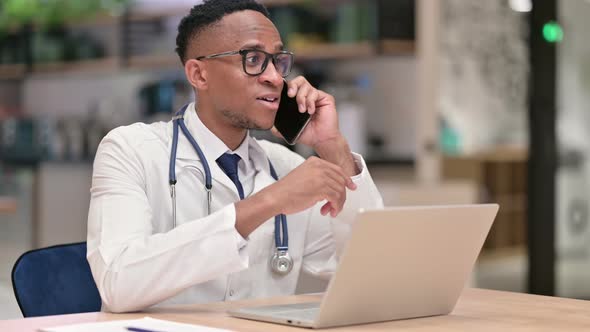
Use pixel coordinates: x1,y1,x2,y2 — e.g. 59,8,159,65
184,59,208,91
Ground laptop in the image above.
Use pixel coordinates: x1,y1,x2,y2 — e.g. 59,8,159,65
228,204,499,329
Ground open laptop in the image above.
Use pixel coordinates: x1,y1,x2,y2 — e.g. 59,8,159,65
228,204,499,329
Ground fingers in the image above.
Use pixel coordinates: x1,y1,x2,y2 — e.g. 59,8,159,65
320,202,332,216
286,79,300,98
323,180,346,216
287,76,320,114
318,158,357,191
306,89,319,114
311,157,356,194
323,165,349,194
310,158,353,216
322,159,351,187
320,202,341,217
287,76,306,97
283,156,357,217
296,84,311,113
346,178,357,191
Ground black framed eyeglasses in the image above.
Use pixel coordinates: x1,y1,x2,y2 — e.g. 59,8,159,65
196,49,294,78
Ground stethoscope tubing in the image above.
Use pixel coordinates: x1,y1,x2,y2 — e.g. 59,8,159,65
168,105,288,250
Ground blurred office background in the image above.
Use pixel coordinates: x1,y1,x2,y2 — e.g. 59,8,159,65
0,0,588,319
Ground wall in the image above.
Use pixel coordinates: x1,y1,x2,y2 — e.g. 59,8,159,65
23,71,159,124
438,0,529,154
556,0,590,298
331,56,417,160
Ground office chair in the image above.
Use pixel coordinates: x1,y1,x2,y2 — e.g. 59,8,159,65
11,242,102,317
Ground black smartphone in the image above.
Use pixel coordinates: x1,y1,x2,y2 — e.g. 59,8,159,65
273,82,312,145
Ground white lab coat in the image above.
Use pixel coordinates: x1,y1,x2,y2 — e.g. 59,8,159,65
87,103,384,313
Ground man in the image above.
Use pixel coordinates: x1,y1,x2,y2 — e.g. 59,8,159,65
87,0,383,313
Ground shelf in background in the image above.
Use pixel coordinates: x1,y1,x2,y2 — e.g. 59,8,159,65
4,13,120,34
293,41,375,61
380,39,415,55
0,64,26,80
127,54,179,69
126,40,414,68
0,39,416,80
126,0,305,21
64,13,120,28
293,39,415,61
123,40,415,66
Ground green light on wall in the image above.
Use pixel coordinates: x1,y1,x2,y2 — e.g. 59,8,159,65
542,21,563,43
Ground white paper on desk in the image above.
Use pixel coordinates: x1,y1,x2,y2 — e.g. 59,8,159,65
40,316,233,332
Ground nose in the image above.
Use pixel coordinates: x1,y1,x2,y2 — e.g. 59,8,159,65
258,59,283,87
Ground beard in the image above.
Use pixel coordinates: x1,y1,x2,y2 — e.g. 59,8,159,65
220,109,273,130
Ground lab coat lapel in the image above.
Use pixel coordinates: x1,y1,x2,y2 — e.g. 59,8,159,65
250,163,281,236
249,138,279,197
166,120,243,200
252,167,277,196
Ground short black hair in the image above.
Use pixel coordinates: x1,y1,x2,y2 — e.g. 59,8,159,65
175,0,270,65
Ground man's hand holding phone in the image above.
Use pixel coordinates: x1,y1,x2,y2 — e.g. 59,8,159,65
273,77,339,148
272,76,359,177
272,80,312,145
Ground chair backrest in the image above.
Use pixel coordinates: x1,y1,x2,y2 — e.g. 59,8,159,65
11,242,102,317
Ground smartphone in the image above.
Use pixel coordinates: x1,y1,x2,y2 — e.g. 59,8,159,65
273,82,312,145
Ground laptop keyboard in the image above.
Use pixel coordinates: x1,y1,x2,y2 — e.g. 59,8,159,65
241,302,320,321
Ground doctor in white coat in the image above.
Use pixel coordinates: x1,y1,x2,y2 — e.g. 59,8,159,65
87,0,383,313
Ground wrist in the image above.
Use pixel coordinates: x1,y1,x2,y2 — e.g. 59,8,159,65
313,134,346,158
235,187,282,237
314,135,358,176
258,185,285,216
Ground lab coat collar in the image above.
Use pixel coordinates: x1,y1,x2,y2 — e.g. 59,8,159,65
169,103,251,163
166,102,258,199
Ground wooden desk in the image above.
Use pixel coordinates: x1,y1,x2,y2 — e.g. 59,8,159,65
2,288,590,331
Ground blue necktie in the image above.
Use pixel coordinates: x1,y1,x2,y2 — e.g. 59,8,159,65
216,153,244,200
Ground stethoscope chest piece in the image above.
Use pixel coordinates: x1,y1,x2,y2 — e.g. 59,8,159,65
270,250,293,275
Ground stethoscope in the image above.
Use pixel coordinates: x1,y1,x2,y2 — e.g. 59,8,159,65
168,104,293,275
